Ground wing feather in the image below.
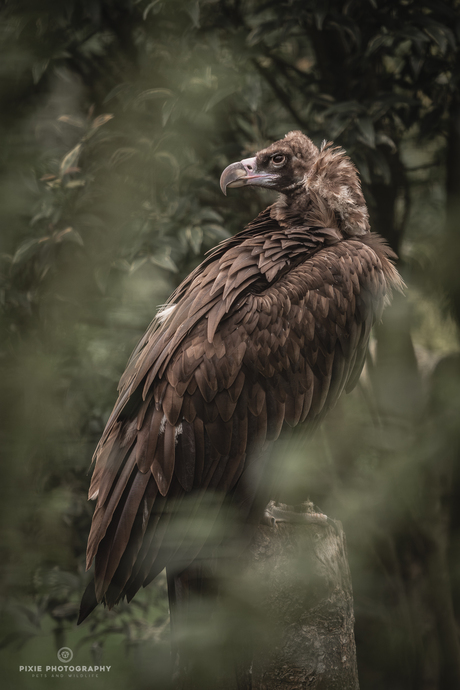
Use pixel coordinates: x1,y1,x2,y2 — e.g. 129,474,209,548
81,214,401,620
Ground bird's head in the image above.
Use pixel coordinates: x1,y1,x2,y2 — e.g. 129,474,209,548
220,131,318,196
220,131,370,236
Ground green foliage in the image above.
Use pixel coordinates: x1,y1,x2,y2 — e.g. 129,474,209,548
1,1,460,688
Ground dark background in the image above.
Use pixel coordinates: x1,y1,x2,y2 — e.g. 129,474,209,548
1,1,460,688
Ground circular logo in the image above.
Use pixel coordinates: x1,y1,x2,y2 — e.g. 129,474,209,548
57,647,73,663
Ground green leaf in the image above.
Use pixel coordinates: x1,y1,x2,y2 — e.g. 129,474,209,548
356,157,371,185
186,226,203,254
58,115,85,128
186,1,200,28
60,144,82,177
109,147,138,167
315,2,329,30
196,208,223,223
32,59,49,84
375,133,396,152
205,86,239,112
366,34,393,56
162,99,177,127
94,265,111,294
154,151,180,178
370,149,391,184
143,0,163,20
64,180,85,189
324,100,363,117
328,115,352,139
30,204,54,225
129,257,148,273
357,117,375,148
112,259,131,272
236,116,257,138
12,239,40,265
203,224,229,242
150,253,178,272
91,114,114,129
135,88,173,103
54,228,84,246
103,83,132,103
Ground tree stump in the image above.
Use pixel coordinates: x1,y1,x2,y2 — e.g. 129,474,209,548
247,501,360,690
172,501,359,690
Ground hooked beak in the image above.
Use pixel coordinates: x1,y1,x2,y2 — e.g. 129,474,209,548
220,156,278,195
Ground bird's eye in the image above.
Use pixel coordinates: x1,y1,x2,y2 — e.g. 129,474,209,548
271,154,286,167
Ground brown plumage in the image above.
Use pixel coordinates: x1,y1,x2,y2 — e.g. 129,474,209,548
78,131,403,622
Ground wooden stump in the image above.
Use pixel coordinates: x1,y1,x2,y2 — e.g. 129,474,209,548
171,501,360,690
247,501,360,690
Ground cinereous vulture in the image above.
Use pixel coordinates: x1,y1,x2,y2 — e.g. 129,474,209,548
78,131,403,623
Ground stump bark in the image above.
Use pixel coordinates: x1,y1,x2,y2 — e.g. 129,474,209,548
247,501,360,690
172,501,360,690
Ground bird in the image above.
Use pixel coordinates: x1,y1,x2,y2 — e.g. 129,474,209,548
78,130,403,624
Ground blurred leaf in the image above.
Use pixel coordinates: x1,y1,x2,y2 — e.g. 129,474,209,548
64,179,85,188
91,114,114,129
54,228,84,246
12,239,40,265
135,88,173,103
197,209,223,223
186,226,203,254
50,602,79,619
421,20,456,54
186,1,201,29
323,100,364,116
328,115,352,139
162,98,177,126
236,116,258,138
365,33,394,56
129,257,148,273
410,56,425,79
357,117,376,148
356,156,371,184
203,223,230,242
315,2,328,30
150,253,178,272
370,149,391,184
154,151,180,178
244,76,262,112
205,86,239,112
112,259,131,272
143,0,163,20
396,26,430,43
109,147,138,167
94,265,111,294
60,144,82,177
32,59,49,84
103,82,132,103
376,132,397,152
58,115,85,128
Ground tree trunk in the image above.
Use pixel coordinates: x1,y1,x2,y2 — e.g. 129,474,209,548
248,502,360,690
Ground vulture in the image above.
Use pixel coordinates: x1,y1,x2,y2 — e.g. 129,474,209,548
78,131,403,624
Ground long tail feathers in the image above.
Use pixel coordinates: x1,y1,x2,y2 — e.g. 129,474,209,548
77,579,99,625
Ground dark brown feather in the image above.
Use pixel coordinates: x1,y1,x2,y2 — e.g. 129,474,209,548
81,135,403,622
